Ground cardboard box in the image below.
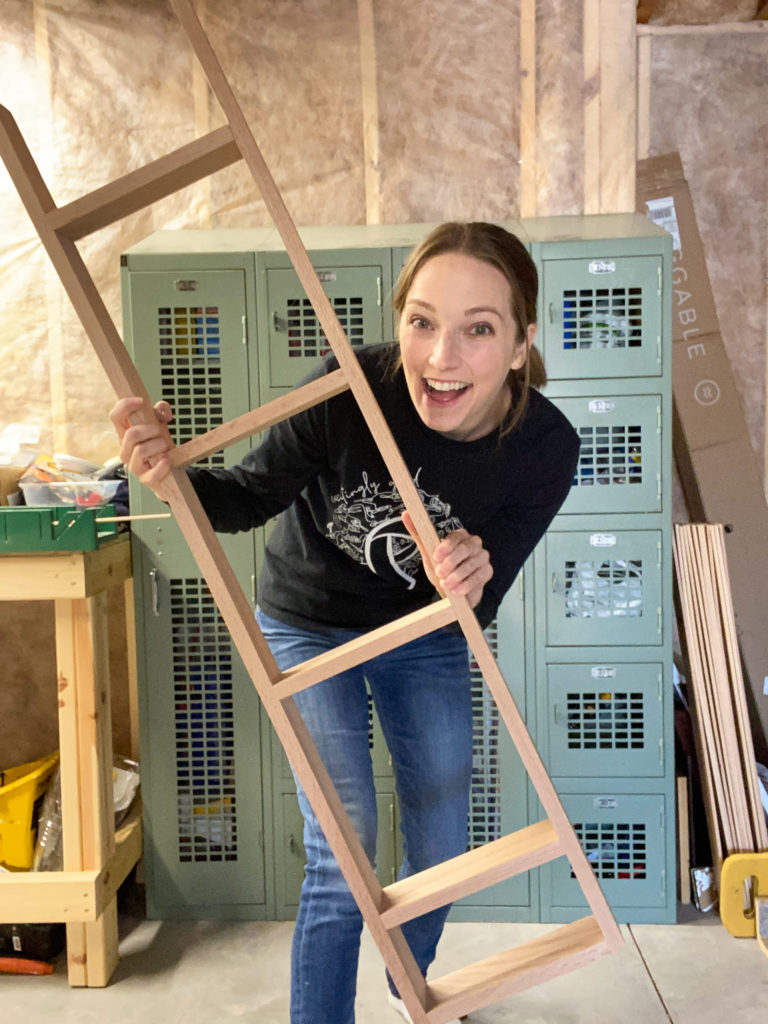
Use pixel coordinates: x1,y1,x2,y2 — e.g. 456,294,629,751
637,152,768,764
0,467,24,506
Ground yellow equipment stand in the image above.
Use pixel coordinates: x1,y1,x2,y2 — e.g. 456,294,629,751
720,852,768,958
0,535,142,986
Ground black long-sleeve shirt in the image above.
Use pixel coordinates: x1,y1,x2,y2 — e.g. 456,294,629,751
188,345,579,631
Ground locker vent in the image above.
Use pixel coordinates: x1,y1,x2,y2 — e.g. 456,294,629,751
565,691,645,750
158,305,225,466
575,425,642,487
562,287,643,349
285,295,364,357
468,623,501,848
564,560,643,618
571,821,647,880
171,577,238,863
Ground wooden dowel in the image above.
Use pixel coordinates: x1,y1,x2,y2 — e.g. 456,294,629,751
50,512,172,526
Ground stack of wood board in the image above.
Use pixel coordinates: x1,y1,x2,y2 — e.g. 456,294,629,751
672,523,768,879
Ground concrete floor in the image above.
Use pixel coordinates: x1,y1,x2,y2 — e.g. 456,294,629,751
1,888,767,1024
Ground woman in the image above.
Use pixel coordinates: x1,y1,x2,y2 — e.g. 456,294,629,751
111,222,580,1024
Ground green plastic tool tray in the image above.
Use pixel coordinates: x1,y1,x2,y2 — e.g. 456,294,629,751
0,505,120,552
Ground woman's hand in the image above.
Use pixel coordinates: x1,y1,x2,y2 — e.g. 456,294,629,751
402,511,492,609
109,396,176,499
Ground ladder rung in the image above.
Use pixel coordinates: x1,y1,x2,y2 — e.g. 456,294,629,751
273,600,458,700
425,916,609,1024
380,820,563,929
171,369,350,467
47,125,241,239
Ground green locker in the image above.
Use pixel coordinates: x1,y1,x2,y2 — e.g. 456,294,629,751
541,790,670,922
545,530,663,647
544,661,666,779
541,253,663,380
551,393,662,515
122,251,274,918
257,251,391,401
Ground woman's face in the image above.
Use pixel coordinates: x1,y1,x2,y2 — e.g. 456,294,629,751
398,252,534,442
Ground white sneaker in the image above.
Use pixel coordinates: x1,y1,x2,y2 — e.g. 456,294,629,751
387,989,464,1023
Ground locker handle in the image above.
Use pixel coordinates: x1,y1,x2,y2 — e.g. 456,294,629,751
149,568,160,617
272,310,282,332
548,302,555,324
551,572,558,593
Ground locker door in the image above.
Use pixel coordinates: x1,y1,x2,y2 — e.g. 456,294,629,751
126,268,268,914
551,394,662,514
542,256,662,379
126,269,251,454
544,793,669,913
453,571,531,916
546,662,665,778
545,531,663,647
262,264,385,400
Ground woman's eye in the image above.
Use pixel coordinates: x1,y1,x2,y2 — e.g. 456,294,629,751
470,322,494,337
410,316,431,329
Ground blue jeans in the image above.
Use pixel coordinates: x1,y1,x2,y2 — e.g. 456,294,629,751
256,609,473,1024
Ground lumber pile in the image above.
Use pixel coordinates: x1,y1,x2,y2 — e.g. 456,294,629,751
672,524,768,879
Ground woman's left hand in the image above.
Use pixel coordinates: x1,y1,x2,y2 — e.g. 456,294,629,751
402,511,493,609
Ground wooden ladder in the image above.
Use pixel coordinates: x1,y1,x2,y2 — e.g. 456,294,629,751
0,0,623,1016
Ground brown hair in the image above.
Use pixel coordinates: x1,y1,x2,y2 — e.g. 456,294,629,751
392,221,546,436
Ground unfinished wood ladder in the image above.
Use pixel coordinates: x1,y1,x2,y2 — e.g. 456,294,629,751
0,0,623,1015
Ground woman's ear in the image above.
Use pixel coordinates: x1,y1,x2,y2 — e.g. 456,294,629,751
510,322,538,371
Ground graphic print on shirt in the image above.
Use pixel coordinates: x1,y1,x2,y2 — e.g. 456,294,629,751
326,469,462,589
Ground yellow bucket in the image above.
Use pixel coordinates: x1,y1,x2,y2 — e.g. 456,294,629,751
0,753,59,869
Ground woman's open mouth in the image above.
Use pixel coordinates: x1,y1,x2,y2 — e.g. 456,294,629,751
424,378,470,403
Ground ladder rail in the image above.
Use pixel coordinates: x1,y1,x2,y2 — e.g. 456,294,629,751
170,368,350,467
47,125,241,240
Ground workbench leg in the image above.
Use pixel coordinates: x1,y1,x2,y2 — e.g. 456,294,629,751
55,593,118,986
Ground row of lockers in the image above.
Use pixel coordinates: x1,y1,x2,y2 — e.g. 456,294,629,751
122,215,675,924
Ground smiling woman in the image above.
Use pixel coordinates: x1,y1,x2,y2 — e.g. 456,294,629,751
392,221,547,440
110,220,579,1024
398,252,529,442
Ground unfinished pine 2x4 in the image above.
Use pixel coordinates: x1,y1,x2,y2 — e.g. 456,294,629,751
0,0,622,1014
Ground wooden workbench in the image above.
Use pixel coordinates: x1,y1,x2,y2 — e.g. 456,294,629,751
0,534,142,986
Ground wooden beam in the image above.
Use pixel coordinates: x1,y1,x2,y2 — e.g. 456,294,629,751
171,368,350,467
583,0,637,214
582,0,601,214
47,127,241,240
638,21,768,36
380,820,562,928
357,0,382,224
519,0,537,218
600,0,637,212
426,917,609,1023
273,600,458,699
636,31,652,162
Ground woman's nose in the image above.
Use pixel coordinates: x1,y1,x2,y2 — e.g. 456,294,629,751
428,329,460,369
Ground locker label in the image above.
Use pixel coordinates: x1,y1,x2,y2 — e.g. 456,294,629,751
317,271,337,282
591,666,617,679
588,260,616,275
588,399,615,414
589,533,616,547
594,797,618,809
